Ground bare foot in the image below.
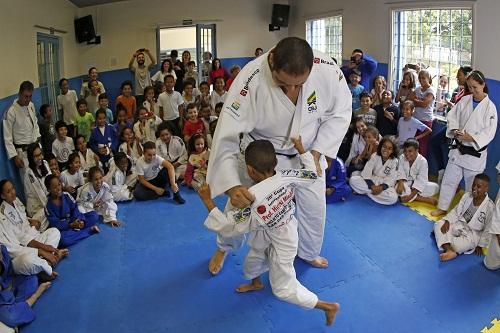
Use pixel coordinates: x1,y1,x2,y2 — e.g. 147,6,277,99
208,249,227,275
26,282,52,306
109,220,122,227
91,225,101,233
430,208,447,217
439,251,458,262
306,256,329,268
235,277,264,293
400,194,414,203
57,248,69,258
316,301,340,326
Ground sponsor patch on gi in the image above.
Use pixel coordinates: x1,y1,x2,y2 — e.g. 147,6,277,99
314,57,320,64
233,207,251,224
231,100,241,110
307,91,317,113
240,89,247,97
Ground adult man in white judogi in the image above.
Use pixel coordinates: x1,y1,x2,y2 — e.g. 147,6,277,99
206,37,351,274
3,81,41,183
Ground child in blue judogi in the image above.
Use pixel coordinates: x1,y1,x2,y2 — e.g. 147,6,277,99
44,175,100,247
0,244,51,331
89,109,118,171
325,157,351,203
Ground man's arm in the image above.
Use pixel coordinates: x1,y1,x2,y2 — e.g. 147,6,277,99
129,52,137,71
145,49,156,68
2,107,20,161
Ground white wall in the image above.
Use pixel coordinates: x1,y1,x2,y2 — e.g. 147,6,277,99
0,0,80,97
289,0,500,80
76,0,289,73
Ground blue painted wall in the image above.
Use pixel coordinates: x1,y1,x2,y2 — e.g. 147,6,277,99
1,60,499,197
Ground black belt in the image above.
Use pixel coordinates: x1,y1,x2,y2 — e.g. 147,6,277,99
450,139,487,158
275,152,298,158
14,140,39,151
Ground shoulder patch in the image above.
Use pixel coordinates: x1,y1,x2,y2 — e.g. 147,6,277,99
232,207,251,224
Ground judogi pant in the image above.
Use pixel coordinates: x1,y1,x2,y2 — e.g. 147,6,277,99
59,211,99,247
484,235,500,270
433,219,478,253
217,154,327,261
0,275,37,329
399,181,439,202
11,228,61,276
244,245,318,309
437,162,478,211
349,176,398,205
326,182,351,203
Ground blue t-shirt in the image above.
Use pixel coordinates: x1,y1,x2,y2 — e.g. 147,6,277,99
397,116,428,146
349,84,365,110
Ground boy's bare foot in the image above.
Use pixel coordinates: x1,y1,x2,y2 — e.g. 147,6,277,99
439,250,458,262
27,282,52,307
57,248,69,258
315,301,340,326
91,225,101,233
416,195,438,206
431,208,447,217
208,249,227,275
306,256,329,268
109,220,122,227
38,271,58,283
236,277,264,293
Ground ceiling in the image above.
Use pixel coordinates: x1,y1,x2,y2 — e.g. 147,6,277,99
67,0,127,8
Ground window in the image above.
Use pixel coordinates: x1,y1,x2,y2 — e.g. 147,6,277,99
306,15,342,63
391,8,473,94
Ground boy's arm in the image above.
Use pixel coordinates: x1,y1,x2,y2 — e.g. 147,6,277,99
161,159,177,190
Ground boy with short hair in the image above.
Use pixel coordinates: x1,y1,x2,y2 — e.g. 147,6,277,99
198,138,340,327
57,78,78,137
353,92,377,126
98,93,114,124
38,104,56,157
433,173,494,262
348,71,364,111
395,139,439,204
184,61,198,87
75,99,95,141
133,141,185,204
158,75,184,137
52,121,75,170
183,103,205,143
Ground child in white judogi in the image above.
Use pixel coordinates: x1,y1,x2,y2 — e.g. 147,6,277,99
75,134,100,177
484,162,500,270
78,167,122,227
155,123,188,181
349,136,399,205
433,173,494,262
104,152,137,202
118,127,143,172
395,139,439,204
0,180,66,280
198,139,340,327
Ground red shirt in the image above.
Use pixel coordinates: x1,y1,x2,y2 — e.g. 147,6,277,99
183,119,205,138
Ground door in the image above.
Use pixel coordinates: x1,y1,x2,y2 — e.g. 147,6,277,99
196,24,216,84
37,33,61,120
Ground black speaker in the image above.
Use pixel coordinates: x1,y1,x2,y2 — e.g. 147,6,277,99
271,4,290,27
74,15,96,43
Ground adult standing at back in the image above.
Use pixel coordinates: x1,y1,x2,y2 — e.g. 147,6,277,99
206,37,352,274
341,49,378,91
129,48,156,106
80,67,105,99
3,81,41,182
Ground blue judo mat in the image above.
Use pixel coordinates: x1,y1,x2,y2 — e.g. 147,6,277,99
23,190,500,333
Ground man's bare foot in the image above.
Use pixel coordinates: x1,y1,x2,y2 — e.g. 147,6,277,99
91,225,101,233
27,282,51,307
208,249,227,275
431,208,447,217
315,301,340,326
306,256,329,268
236,277,264,293
439,250,458,262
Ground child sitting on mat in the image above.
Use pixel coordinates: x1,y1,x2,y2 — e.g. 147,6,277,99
325,157,351,203
484,161,500,270
198,138,340,327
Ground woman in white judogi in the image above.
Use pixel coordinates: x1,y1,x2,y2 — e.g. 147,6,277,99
24,144,50,231
156,123,188,180
349,137,399,205
431,71,497,216
484,163,500,270
395,139,439,204
78,167,120,226
200,140,339,326
206,38,352,273
0,180,62,277
433,174,494,261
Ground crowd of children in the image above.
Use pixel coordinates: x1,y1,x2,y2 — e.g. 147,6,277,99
1,46,499,332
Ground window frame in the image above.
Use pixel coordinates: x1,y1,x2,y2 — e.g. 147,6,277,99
388,2,476,94
305,11,343,63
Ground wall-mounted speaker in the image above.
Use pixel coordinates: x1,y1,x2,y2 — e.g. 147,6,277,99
271,4,290,28
74,15,96,43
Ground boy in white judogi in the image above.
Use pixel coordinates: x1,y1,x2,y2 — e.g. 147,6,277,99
395,139,439,204
104,153,137,202
433,173,494,262
199,139,340,327
0,180,65,279
78,167,121,227
484,162,500,270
